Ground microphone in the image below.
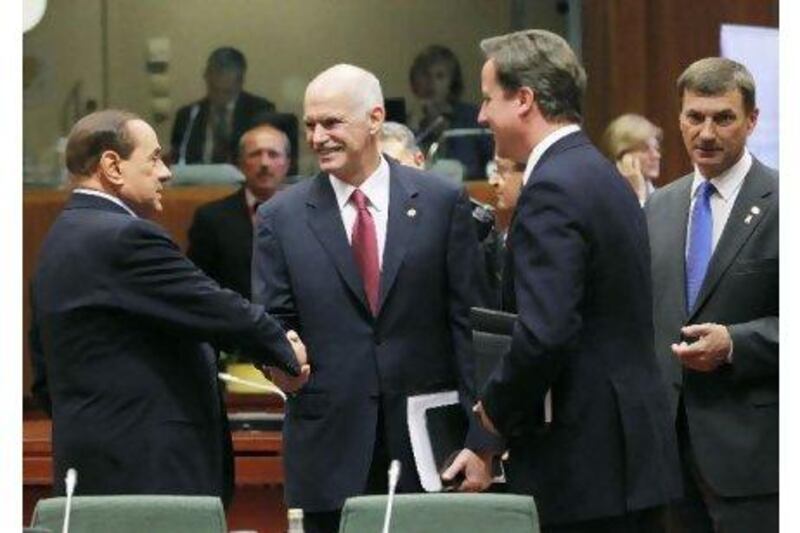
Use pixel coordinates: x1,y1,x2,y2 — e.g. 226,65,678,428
62,468,77,533
382,460,401,533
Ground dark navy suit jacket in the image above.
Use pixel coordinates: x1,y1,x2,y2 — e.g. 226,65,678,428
482,131,681,525
30,193,299,504
253,159,498,511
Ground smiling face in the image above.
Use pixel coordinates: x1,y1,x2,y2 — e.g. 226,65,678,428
303,83,382,184
679,89,758,178
116,119,172,218
478,59,528,162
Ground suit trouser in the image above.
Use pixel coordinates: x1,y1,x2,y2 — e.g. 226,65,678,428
668,399,778,533
303,405,392,533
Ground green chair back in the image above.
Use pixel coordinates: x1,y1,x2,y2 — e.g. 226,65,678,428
31,495,226,533
339,493,539,533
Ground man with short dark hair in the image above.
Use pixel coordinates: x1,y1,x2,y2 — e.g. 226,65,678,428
188,123,291,299
30,110,306,506
473,30,681,531
170,46,275,164
646,57,778,533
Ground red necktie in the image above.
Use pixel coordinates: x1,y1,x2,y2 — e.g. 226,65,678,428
350,189,380,315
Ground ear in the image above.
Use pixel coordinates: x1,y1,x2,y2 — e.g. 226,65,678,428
413,151,426,169
746,107,760,135
517,86,535,116
98,150,124,186
368,106,386,135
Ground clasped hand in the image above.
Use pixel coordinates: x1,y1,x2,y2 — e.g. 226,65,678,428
671,323,732,372
262,330,311,393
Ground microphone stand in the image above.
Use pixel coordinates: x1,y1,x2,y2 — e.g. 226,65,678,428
382,460,401,533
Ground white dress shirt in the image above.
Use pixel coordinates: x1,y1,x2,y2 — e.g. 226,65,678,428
329,156,390,271
686,149,751,257
73,188,137,217
522,124,582,185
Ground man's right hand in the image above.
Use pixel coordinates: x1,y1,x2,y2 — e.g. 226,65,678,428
263,330,310,393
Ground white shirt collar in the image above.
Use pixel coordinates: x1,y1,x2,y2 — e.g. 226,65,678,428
329,156,390,212
690,149,752,202
522,124,581,185
73,188,137,217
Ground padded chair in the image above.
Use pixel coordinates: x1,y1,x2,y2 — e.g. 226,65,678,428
339,493,539,533
30,495,226,533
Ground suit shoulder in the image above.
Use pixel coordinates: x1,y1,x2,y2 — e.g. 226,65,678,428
398,165,463,200
648,174,692,205
241,91,275,111
194,190,243,218
262,179,311,213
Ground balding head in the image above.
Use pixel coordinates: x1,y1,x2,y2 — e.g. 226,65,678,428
306,64,384,116
303,64,386,185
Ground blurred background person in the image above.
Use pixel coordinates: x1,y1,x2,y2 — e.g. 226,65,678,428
378,121,426,169
409,44,493,179
187,123,291,300
170,46,276,165
602,113,663,206
486,156,525,308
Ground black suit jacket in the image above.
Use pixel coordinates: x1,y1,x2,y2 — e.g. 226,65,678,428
482,131,681,525
29,193,299,502
170,91,275,164
253,159,500,512
645,158,778,497
188,187,253,299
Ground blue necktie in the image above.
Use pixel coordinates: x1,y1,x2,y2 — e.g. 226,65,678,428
686,180,716,312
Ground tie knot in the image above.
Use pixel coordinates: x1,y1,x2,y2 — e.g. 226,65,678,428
351,189,369,210
698,180,716,199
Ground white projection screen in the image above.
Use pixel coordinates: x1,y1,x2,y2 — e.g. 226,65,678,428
720,24,779,169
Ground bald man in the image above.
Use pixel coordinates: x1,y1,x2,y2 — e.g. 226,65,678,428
188,124,291,299
252,64,499,532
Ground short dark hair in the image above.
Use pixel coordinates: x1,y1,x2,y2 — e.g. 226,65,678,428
480,29,586,123
65,109,140,177
206,46,247,76
677,57,756,113
409,45,464,101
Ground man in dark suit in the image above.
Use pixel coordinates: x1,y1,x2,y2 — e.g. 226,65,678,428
645,58,778,533
253,64,500,533
170,47,275,165
188,124,291,299
472,30,681,532
30,110,306,506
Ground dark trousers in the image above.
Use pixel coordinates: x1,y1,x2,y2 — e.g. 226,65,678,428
303,406,391,533
543,506,667,533
667,400,778,533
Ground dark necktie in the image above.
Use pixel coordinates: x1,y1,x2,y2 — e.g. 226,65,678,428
211,105,230,163
685,180,716,312
350,189,380,316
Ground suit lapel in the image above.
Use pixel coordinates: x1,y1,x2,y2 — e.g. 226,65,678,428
668,177,694,321
378,164,419,314
305,174,372,314
689,161,775,320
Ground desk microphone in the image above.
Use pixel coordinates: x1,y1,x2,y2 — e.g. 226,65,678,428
62,468,77,533
382,460,401,533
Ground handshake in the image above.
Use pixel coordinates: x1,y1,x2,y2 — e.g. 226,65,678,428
262,330,311,393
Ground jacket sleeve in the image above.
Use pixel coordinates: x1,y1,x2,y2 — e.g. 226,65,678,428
111,219,299,375
186,206,219,280
446,189,505,453
728,316,778,382
481,178,587,439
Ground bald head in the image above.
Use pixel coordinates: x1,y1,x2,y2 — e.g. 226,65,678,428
306,64,384,116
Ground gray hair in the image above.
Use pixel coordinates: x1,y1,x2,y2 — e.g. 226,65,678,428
480,29,586,123
677,57,756,113
307,63,384,116
379,122,421,154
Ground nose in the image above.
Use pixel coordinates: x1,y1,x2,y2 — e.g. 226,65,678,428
699,118,716,140
158,159,172,183
310,124,328,146
477,104,488,127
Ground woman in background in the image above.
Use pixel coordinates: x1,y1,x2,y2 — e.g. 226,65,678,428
602,113,662,206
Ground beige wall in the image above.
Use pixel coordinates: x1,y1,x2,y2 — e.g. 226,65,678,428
24,0,566,175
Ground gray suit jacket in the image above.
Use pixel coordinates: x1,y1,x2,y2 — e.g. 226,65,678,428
645,157,778,497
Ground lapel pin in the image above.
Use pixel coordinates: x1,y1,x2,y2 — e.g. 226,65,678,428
406,208,417,218
750,206,761,215
744,215,753,225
